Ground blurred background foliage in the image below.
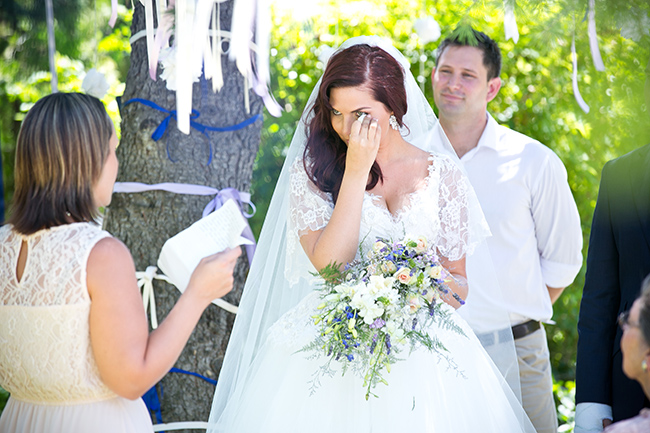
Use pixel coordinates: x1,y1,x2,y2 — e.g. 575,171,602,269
0,0,131,215
1,0,649,430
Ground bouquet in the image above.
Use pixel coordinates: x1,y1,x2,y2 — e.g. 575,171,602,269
302,236,467,400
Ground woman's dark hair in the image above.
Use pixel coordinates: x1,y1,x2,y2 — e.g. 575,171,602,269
303,44,407,202
8,92,113,235
639,274,650,345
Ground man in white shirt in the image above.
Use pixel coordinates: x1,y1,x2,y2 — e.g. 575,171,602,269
431,28,583,433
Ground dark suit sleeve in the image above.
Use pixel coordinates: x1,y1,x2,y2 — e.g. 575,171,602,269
576,160,621,405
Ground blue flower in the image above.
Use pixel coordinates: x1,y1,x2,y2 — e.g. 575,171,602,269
346,354,354,361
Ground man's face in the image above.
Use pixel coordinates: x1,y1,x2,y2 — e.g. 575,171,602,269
431,45,500,120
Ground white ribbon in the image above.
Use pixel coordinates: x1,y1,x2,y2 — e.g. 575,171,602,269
144,0,157,77
588,0,605,71
155,0,168,48
572,35,590,113
229,0,282,117
109,0,118,27
174,0,192,134
136,265,238,327
209,2,224,92
191,0,216,86
136,266,171,329
45,0,58,93
153,421,208,431
115,181,230,197
504,0,519,44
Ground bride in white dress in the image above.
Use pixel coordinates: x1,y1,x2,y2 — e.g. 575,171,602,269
207,36,535,433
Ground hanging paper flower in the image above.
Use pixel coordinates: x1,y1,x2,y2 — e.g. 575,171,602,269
159,46,201,91
81,68,110,99
413,17,441,45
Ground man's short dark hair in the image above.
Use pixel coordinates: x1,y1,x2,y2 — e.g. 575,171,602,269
436,26,502,81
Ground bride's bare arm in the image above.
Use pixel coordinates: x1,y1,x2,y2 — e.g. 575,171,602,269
300,116,381,271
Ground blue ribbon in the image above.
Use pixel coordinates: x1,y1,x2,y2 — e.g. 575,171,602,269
142,386,163,425
143,367,218,430
169,367,218,385
121,98,262,165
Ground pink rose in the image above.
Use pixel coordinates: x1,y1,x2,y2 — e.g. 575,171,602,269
414,236,427,253
395,267,412,285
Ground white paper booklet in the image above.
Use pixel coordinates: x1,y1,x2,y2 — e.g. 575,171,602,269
157,199,253,301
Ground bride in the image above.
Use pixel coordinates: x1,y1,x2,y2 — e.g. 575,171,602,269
207,36,535,432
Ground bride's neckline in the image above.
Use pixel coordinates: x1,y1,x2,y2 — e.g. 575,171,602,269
364,154,436,220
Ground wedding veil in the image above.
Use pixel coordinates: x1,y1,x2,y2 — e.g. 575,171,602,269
207,36,523,431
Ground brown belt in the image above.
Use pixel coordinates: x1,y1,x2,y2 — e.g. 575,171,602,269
512,319,541,340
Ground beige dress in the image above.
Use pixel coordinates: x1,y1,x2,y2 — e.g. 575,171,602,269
0,223,152,433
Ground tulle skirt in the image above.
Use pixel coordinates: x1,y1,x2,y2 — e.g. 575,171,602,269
211,292,535,433
0,396,152,433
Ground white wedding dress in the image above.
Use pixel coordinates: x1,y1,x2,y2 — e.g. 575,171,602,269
209,155,534,432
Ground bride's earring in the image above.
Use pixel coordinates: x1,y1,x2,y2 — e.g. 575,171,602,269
389,114,399,130
643,359,648,373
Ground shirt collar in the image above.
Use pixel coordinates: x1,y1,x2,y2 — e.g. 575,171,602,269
476,112,500,151
460,112,499,161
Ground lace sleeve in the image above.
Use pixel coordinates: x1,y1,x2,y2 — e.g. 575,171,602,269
285,159,334,285
288,159,334,238
433,155,485,261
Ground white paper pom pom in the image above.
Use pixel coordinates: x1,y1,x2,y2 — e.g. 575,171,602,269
413,17,441,45
82,68,110,99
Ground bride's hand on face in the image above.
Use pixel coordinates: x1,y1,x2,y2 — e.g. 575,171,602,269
346,114,381,177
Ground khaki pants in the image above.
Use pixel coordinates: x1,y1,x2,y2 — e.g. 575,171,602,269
515,325,557,433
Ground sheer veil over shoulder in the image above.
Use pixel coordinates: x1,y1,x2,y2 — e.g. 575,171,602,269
207,36,532,433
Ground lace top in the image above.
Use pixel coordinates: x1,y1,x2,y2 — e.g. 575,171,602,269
286,153,476,284
0,223,116,404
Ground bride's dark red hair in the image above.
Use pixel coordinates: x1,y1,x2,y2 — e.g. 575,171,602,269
303,44,407,203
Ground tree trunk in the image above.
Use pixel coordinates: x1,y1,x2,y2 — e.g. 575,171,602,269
104,1,262,428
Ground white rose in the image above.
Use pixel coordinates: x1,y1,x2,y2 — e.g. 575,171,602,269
427,265,443,280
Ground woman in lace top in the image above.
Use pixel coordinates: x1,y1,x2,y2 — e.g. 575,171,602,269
0,92,240,433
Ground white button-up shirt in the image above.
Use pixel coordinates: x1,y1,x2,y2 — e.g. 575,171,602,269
458,113,582,328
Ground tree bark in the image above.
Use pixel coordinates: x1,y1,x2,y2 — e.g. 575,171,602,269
104,1,262,428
